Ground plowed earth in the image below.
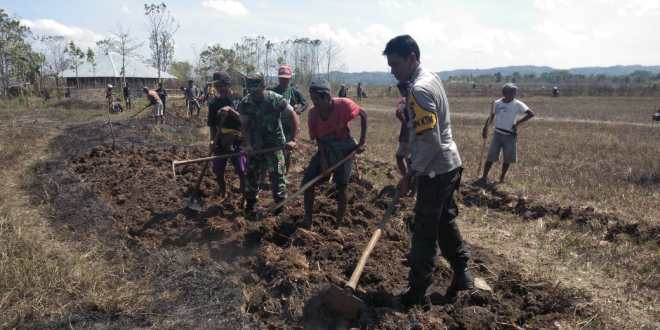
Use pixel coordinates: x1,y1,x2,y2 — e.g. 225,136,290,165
59,135,602,329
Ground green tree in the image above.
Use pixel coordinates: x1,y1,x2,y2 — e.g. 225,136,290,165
169,60,192,82
0,9,36,97
85,47,96,86
197,44,241,81
65,40,84,88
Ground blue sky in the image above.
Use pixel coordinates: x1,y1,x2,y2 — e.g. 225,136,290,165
3,0,659,72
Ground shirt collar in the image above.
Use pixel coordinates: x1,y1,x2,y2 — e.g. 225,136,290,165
409,64,423,83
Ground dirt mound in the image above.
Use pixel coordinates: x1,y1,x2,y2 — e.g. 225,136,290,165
459,184,660,246
67,143,603,328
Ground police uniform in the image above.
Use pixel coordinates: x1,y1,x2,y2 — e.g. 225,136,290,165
402,65,472,304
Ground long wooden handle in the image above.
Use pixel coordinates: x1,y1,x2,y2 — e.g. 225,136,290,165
346,189,400,290
172,146,283,168
264,150,357,214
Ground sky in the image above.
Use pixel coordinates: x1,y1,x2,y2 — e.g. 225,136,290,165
2,0,660,72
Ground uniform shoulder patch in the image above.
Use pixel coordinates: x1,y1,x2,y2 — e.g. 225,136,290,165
410,94,437,135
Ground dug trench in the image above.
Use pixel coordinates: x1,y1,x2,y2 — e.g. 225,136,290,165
25,116,608,329
458,183,659,246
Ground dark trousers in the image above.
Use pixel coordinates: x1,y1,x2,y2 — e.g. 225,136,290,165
408,167,469,294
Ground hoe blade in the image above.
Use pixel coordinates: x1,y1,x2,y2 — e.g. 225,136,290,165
323,285,364,320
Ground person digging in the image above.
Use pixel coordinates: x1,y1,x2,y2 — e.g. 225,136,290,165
142,87,164,124
269,64,307,173
384,34,474,309
302,79,367,229
239,73,299,220
207,71,246,202
479,83,535,184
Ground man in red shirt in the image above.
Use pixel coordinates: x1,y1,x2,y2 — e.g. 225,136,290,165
302,79,367,229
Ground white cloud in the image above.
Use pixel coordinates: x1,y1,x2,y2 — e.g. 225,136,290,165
533,0,571,11
201,0,249,17
20,18,104,48
403,17,449,44
377,0,401,8
121,4,131,14
616,0,660,16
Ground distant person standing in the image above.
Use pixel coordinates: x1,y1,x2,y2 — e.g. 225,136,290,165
552,86,560,97
356,82,363,102
269,64,307,173
105,84,114,113
185,80,201,117
338,84,348,98
383,34,473,308
157,82,168,114
480,83,535,184
123,83,131,110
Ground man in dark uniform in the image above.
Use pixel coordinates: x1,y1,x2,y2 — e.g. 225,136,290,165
208,71,245,199
384,35,474,308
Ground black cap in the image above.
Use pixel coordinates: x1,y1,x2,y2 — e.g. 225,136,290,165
309,79,331,94
211,71,231,85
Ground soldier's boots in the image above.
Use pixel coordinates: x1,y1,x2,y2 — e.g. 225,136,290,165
401,265,474,308
399,288,431,311
244,199,257,221
445,266,474,300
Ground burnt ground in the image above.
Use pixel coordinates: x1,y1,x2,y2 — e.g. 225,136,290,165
24,112,609,329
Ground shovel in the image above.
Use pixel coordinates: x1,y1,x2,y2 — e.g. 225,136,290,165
260,149,358,217
324,188,401,319
184,146,284,212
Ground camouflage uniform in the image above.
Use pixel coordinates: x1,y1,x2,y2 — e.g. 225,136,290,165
268,85,306,141
239,90,289,206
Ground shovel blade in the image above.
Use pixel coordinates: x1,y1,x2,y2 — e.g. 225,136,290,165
323,285,364,319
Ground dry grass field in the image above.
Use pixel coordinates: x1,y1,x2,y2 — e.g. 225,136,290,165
0,93,658,329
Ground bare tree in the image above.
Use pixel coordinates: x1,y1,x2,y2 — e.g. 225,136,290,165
144,2,178,79
324,38,343,82
111,26,142,86
41,35,69,96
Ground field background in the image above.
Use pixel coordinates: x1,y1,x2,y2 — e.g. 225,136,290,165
0,93,658,329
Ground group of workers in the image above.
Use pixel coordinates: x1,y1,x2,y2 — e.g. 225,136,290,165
133,34,535,309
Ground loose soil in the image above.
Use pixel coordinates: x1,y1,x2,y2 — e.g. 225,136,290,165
38,114,605,329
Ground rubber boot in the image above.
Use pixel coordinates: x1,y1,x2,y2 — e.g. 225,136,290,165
446,265,474,299
244,199,257,221
400,288,431,311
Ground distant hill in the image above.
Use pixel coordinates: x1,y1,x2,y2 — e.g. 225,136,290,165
331,65,660,85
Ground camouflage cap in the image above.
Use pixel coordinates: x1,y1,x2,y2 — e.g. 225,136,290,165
245,73,265,91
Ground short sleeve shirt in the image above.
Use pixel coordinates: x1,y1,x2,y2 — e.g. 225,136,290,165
208,96,241,131
493,98,529,134
238,91,288,148
308,97,361,141
269,85,306,109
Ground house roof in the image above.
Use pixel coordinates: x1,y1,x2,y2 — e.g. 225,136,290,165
60,52,175,79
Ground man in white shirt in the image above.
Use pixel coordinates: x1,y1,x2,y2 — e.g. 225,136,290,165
480,83,535,183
